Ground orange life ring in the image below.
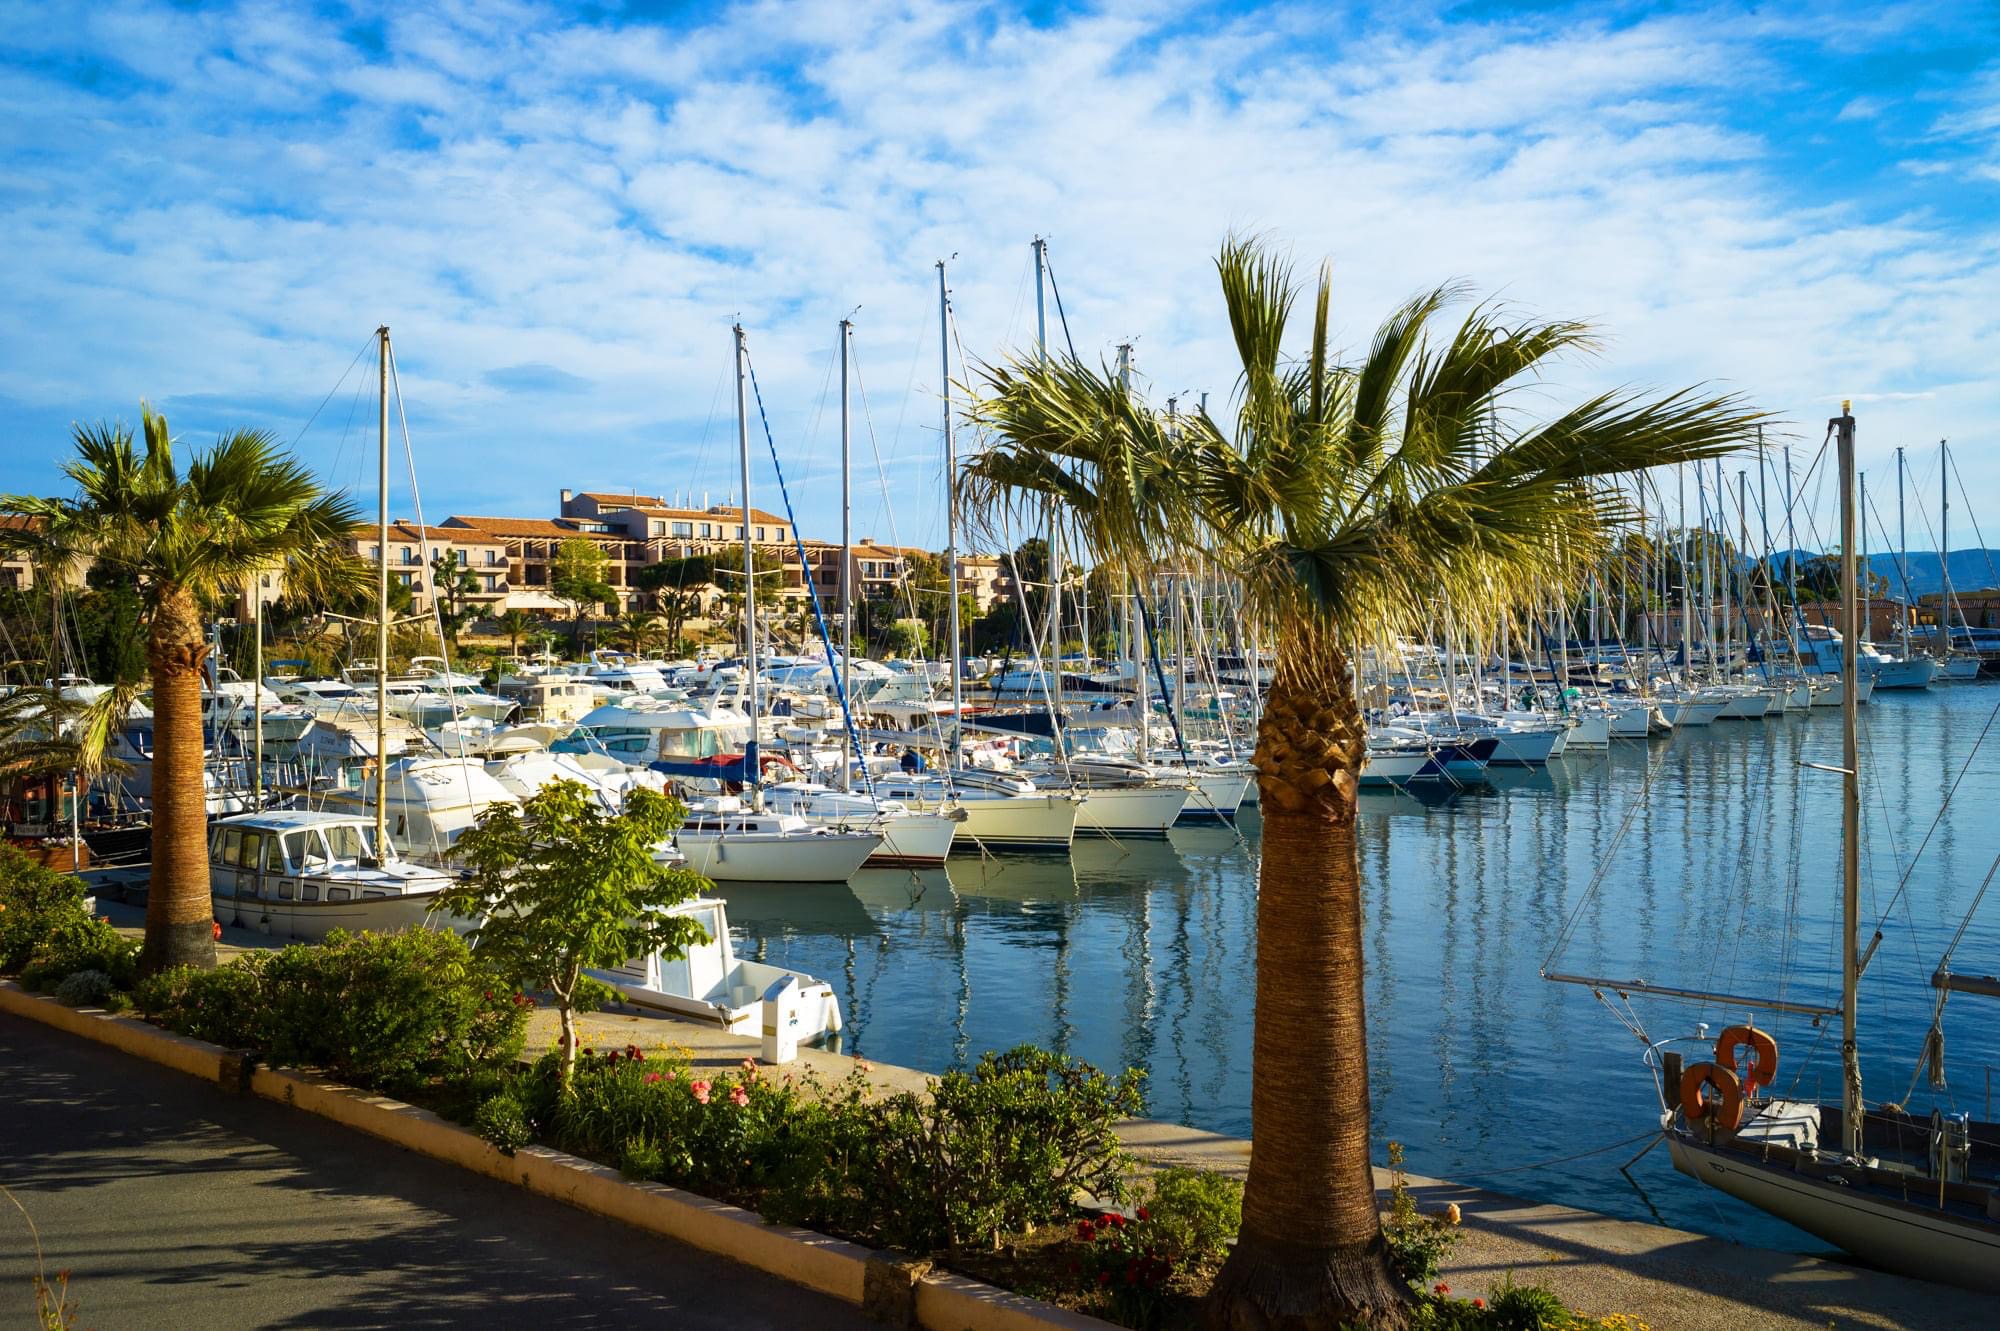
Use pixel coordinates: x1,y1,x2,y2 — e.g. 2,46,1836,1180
1713,1025,1778,1093
1679,1061,1745,1133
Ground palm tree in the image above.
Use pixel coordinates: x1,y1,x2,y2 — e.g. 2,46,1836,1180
615,610,665,655
497,608,533,657
963,238,1765,1328
1,408,364,971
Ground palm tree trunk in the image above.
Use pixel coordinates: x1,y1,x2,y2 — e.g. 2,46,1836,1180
142,584,218,972
1205,630,1411,1330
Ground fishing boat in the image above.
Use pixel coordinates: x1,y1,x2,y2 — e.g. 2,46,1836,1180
208,808,462,940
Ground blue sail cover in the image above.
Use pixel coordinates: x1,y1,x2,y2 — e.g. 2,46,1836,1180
649,741,758,783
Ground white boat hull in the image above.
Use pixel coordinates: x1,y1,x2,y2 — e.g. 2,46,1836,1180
1869,657,1937,690
1668,1134,2000,1293
952,793,1080,852
1071,785,1193,837
211,887,465,942
676,829,881,883
863,812,957,866
1565,713,1611,748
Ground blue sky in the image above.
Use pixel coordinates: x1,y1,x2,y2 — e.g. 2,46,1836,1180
3,0,1997,554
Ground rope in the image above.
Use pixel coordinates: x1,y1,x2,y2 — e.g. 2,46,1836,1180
1471,1130,1659,1177
1539,730,1679,975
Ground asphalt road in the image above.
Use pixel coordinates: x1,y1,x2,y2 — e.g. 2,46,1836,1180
0,1010,876,1330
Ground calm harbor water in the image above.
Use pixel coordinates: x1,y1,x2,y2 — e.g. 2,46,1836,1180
718,686,2000,1252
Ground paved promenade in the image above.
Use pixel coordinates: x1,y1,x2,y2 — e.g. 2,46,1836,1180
0,1009,873,1330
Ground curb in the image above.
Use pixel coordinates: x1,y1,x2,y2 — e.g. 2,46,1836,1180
0,981,1119,1331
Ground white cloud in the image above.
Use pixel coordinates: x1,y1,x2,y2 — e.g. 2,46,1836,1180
0,0,1995,546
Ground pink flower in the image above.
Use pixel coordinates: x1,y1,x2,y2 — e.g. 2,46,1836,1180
644,1072,662,1084
690,1080,712,1105
664,1069,678,1081
729,1085,749,1107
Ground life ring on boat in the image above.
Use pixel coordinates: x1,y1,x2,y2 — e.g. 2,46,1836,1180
1713,1025,1778,1093
1679,1061,1745,1133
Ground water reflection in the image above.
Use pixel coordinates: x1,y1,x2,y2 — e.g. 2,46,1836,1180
718,688,2000,1253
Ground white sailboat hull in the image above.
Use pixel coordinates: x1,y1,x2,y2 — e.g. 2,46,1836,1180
952,793,1079,851
1565,713,1611,748
1870,657,1937,690
1668,1134,2000,1294
676,829,881,883
1183,768,1250,819
1071,785,1193,837
863,812,957,866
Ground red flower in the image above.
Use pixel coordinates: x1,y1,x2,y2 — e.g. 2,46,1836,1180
1096,1272,1111,1286
1134,1206,1149,1221
1472,1298,1486,1310
1433,1283,1451,1297
644,1072,663,1084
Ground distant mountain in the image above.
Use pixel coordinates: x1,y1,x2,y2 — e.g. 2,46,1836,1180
1758,549,2000,598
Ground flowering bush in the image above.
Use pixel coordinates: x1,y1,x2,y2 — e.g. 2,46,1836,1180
1383,1140,1461,1290
1064,1209,1177,1329
1140,1167,1241,1269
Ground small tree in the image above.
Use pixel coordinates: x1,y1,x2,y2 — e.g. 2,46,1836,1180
550,537,616,648
443,780,710,1086
430,550,482,649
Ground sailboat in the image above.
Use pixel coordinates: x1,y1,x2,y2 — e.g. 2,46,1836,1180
672,324,881,884
1550,406,2000,1291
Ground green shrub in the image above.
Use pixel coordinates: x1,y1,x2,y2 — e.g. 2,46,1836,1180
1383,1140,1460,1290
0,848,92,973
256,930,528,1094
134,959,269,1048
859,1045,1144,1253
1143,1167,1241,1267
619,1136,665,1181
53,968,117,1009
1487,1278,1571,1330
18,916,139,991
473,1092,536,1156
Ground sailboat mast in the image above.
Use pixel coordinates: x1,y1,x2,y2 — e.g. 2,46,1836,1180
1860,471,1870,644
839,317,853,793
375,325,390,855
1034,237,1063,738
1940,440,1952,649
734,322,762,809
252,572,264,811
1897,447,1908,657
939,261,963,760
1834,401,1863,1161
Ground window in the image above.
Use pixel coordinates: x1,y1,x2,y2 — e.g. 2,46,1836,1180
486,549,501,566
755,526,766,541
403,546,419,564
326,824,375,859
239,830,264,871
672,521,693,538
217,828,242,865
651,521,666,537
700,523,712,537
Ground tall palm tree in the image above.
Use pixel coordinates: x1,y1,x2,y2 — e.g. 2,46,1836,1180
963,238,1766,1328
1,407,364,971
498,608,533,657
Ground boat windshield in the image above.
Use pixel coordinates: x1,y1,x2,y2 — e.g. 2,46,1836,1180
324,824,375,860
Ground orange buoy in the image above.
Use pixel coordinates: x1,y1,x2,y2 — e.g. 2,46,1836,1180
1714,1025,1778,1093
1679,1060,1745,1133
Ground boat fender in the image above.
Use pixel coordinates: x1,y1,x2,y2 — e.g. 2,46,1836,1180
1713,1025,1778,1093
1679,1061,1745,1134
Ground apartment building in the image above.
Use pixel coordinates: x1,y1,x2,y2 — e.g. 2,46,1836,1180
349,522,516,614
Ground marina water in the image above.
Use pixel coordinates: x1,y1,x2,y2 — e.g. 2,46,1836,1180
718,686,2000,1254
